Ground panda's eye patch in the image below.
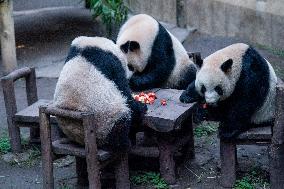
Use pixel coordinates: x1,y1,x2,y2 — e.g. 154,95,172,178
201,85,206,94
128,64,134,72
215,86,223,95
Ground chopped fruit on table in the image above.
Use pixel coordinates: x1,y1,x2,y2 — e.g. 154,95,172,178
161,99,167,106
133,92,157,104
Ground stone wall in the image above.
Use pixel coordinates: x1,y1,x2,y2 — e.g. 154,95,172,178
126,0,284,49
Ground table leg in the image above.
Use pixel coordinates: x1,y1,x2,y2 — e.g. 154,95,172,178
158,136,176,184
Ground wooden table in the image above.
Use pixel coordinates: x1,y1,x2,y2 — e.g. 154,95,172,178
131,88,196,184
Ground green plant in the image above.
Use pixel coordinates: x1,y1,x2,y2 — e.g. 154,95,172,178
59,182,72,189
234,167,270,189
255,44,284,58
194,121,218,137
131,171,169,189
89,0,128,35
0,135,11,154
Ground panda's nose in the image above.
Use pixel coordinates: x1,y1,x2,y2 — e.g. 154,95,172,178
205,92,218,105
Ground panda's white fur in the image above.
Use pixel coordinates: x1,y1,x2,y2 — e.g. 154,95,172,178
195,43,277,124
195,43,246,102
117,14,159,74
54,36,131,146
116,14,195,89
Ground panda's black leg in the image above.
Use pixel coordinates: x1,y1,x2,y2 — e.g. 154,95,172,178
179,81,202,103
106,118,131,152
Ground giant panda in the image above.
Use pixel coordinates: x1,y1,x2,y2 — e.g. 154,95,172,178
180,43,277,140
54,36,147,151
116,14,197,91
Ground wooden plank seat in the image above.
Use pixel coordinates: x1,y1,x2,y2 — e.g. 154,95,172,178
236,126,272,143
52,138,111,161
220,79,284,188
40,105,130,189
15,99,56,124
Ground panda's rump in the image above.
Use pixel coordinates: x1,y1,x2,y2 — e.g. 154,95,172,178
54,56,130,145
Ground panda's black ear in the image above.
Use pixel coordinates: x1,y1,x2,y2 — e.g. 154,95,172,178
129,41,140,52
221,59,233,73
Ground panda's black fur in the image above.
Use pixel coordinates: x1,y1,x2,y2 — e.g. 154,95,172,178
128,23,177,90
180,44,277,140
54,37,147,152
116,14,197,91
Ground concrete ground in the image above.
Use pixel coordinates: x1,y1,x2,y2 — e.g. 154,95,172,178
0,1,283,188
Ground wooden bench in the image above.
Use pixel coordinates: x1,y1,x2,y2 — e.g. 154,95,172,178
220,79,284,188
1,67,56,153
39,105,130,189
130,88,196,184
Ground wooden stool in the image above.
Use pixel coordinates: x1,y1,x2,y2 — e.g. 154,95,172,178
39,105,130,189
220,79,284,188
1,67,56,153
130,88,196,184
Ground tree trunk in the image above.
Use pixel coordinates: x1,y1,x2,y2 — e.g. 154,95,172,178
0,0,17,76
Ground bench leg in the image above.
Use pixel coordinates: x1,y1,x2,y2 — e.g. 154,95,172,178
39,109,54,189
8,121,21,152
84,115,101,189
184,115,195,159
270,144,284,189
114,153,130,189
76,157,88,186
220,140,236,188
158,137,176,184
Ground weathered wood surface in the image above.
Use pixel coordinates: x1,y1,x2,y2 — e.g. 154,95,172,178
114,153,130,189
52,138,111,161
270,79,284,189
1,74,21,152
272,79,284,144
15,99,56,123
39,106,54,189
220,141,236,188
237,126,272,141
143,89,196,132
83,114,101,189
0,0,17,75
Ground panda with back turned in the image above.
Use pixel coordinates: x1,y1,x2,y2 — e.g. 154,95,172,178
116,14,197,91
54,36,147,151
180,43,277,140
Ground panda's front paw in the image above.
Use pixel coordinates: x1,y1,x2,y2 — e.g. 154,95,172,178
131,101,147,124
129,77,141,91
179,91,197,103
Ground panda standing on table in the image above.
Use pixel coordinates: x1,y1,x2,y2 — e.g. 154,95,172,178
54,36,147,151
180,43,277,140
116,14,197,91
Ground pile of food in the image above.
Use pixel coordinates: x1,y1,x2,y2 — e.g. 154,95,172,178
133,92,167,106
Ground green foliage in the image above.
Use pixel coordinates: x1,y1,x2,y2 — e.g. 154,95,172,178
194,121,218,137
131,171,169,189
89,0,128,35
234,168,270,189
59,182,72,189
255,44,284,58
0,135,11,154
